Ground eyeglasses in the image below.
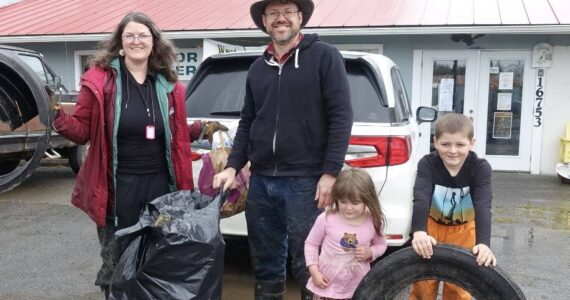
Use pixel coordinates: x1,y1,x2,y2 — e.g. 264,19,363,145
122,34,152,43
264,10,300,20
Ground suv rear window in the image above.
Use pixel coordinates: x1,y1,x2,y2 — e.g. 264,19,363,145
186,55,389,122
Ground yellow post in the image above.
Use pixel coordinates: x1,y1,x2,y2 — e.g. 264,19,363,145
560,123,570,163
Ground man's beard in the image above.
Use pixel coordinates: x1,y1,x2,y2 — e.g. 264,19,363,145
269,26,299,45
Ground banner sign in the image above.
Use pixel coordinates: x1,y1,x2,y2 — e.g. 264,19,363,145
176,48,202,81
176,40,245,81
203,39,246,60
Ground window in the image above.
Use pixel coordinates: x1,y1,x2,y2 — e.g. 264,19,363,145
345,60,389,122
485,59,525,156
17,54,51,86
391,67,411,122
74,50,96,91
185,55,389,123
185,57,251,119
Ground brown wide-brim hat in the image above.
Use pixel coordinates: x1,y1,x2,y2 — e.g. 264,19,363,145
250,0,315,33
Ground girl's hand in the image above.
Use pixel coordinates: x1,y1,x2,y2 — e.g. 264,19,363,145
309,265,330,289
411,231,437,259
472,244,497,267
355,245,373,261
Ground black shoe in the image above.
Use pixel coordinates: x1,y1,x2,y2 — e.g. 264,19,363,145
100,285,110,300
300,287,313,300
254,280,286,300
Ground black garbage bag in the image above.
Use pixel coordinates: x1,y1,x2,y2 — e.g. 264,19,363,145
109,191,226,300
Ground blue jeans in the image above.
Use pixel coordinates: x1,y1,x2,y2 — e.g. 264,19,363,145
246,174,322,285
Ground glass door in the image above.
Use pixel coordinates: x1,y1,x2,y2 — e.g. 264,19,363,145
476,51,533,171
418,51,478,155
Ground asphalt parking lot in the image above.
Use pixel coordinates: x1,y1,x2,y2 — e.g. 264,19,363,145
0,163,569,299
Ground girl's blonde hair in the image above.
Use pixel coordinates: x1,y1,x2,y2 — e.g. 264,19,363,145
330,168,385,235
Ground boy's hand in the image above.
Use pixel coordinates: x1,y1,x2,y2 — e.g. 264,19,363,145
411,231,437,259
308,265,330,289
355,245,373,261
473,244,497,267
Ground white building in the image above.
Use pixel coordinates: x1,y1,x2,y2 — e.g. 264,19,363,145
1,0,569,175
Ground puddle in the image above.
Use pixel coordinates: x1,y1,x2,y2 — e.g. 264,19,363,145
493,204,570,231
493,225,535,250
493,203,570,252
515,205,570,230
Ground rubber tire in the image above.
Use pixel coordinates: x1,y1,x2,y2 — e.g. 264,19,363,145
68,143,88,174
0,51,51,193
353,244,526,300
0,134,49,193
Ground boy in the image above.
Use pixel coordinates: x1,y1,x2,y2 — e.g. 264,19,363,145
409,113,496,300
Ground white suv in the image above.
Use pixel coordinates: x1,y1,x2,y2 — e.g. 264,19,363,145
185,51,436,247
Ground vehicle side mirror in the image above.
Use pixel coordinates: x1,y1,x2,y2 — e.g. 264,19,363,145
416,107,438,124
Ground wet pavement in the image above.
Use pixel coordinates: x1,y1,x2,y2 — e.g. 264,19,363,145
486,172,570,300
0,164,568,299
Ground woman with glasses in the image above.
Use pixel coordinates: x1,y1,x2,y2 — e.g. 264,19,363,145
51,11,221,299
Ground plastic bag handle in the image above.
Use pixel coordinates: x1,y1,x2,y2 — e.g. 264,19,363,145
216,179,231,206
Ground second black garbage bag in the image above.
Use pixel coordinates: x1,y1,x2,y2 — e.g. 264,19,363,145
109,190,226,300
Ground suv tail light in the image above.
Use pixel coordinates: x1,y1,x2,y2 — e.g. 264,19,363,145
345,136,411,168
384,234,404,240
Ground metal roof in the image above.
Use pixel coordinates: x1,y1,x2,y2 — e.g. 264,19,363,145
1,0,569,43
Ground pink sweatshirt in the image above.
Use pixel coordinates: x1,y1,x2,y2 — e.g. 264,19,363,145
305,212,387,299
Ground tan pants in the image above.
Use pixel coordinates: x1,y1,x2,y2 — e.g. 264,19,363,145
409,218,476,300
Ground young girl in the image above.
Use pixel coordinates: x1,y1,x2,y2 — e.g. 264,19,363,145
304,168,387,300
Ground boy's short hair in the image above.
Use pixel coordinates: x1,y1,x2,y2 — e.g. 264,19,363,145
434,113,474,140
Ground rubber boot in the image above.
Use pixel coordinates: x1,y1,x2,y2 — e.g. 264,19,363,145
100,285,110,300
300,287,313,300
254,280,286,300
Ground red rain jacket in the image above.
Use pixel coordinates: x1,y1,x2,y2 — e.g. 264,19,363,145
54,65,194,227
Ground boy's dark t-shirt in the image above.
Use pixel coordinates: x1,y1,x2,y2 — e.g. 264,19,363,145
411,151,493,246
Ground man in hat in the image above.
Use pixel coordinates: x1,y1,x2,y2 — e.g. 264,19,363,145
214,0,352,299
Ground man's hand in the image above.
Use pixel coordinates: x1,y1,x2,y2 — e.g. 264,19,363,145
202,121,229,144
355,245,373,262
473,244,497,267
213,167,237,191
315,173,336,208
411,231,437,259
308,265,330,289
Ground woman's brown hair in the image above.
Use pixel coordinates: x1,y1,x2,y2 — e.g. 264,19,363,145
91,12,178,82
329,168,385,235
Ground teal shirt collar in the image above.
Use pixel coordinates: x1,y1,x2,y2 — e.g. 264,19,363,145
109,58,174,92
